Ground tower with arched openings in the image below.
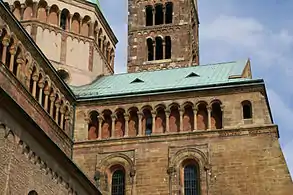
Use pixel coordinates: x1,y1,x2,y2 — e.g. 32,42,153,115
127,0,199,73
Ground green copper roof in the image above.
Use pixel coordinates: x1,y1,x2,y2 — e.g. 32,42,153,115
87,0,100,8
72,60,255,99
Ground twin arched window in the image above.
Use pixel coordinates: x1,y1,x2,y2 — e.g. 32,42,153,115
146,2,173,26
147,36,171,61
111,169,125,195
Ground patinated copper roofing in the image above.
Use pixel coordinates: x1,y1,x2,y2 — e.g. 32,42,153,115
72,59,259,99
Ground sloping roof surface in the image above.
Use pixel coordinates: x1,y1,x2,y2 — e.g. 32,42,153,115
71,60,254,98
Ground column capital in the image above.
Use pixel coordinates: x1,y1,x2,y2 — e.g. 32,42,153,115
207,105,212,112
137,111,143,118
98,115,104,122
124,113,130,120
220,105,225,111
111,113,117,119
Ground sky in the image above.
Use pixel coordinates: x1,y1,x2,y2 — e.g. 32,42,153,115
99,0,293,176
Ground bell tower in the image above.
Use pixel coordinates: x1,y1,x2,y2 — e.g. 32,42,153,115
127,0,199,73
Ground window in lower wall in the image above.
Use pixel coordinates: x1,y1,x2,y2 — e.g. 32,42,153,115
112,169,125,195
181,159,200,195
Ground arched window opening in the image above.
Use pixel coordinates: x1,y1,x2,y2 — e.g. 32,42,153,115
0,29,7,60
242,100,252,119
23,1,33,20
60,9,69,30
197,103,208,130
147,38,154,61
156,107,166,133
81,16,91,37
145,5,153,26
57,69,69,82
183,162,200,195
37,0,47,22
169,104,180,132
57,100,64,126
106,42,110,63
28,190,38,195
183,104,194,131
111,169,125,195
155,4,164,25
13,2,21,20
142,108,152,135
71,13,80,34
155,37,163,60
5,37,13,66
98,29,103,49
165,2,173,24
115,109,125,138
211,102,222,129
165,36,171,59
128,108,138,136
88,111,99,140
94,21,98,41
48,5,59,25
102,110,112,139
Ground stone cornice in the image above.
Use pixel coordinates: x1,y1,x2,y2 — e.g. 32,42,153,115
129,23,190,34
74,124,278,148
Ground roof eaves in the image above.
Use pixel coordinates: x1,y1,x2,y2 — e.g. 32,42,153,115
76,79,264,102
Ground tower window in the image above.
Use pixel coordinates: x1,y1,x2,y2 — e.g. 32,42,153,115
155,37,163,60
60,9,69,30
147,38,154,61
242,100,252,119
165,2,173,24
165,36,171,59
112,169,125,195
155,4,164,25
184,164,200,195
146,6,153,26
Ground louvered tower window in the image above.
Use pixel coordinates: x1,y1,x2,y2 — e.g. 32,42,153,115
112,170,125,195
184,164,200,195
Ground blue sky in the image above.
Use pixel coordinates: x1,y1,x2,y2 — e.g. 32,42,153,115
99,0,293,176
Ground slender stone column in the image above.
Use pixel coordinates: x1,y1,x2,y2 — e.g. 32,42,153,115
165,109,170,133
38,82,44,105
98,116,103,139
221,105,225,129
153,8,156,25
179,108,184,131
111,113,116,138
60,107,65,130
1,39,9,64
16,56,24,79
49,94,56,116
162,42,166,59
31,75,39,98
152,111,156,134
43,89,50,111
193,108,198,131
9,47,16,72
64,115,71,135
207,106,212,130
138,112,143,136
55,103,61,124
153,42,156,60
124,113,130,137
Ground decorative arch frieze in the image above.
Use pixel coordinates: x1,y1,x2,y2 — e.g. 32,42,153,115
0,121,78,195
